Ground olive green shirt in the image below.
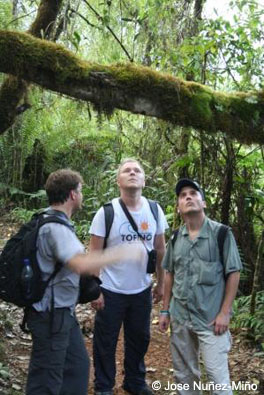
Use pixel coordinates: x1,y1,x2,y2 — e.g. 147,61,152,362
162,217,242,331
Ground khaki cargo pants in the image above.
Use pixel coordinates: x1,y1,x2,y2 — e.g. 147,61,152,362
170,320,232,395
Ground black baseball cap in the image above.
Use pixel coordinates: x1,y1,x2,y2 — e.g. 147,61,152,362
175,178,205,200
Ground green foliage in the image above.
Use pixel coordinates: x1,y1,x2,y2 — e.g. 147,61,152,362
0,0,12,29
10,207,38,224
73,219,91,242
0,181,46,209
172,0,264,89
0,183,45,199
231,291,264,343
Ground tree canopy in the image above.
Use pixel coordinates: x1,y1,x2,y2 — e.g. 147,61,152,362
0,0,263,315
0,0,263,144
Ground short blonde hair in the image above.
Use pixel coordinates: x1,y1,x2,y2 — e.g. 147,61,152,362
117,158,145,177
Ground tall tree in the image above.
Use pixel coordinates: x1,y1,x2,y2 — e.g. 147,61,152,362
0,0,63,134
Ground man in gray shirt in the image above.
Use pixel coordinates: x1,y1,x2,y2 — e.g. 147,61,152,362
159,179,242,395
26,169,140,395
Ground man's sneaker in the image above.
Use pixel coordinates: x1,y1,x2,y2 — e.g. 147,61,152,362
123,385,153,395
138,386,153,395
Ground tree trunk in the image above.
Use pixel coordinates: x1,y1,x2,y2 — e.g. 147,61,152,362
0,0,63,134
220,140,234,225
235,168,257,294
250,230,264,314
12,0,19,17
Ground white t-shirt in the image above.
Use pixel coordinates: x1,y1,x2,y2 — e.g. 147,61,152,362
89,197,168,294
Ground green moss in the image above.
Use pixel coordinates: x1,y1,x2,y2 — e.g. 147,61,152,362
108,62,191,99
190,90,213,125
0,0,63,134
229,95,260,122
0,76,27,133
0,30,263,144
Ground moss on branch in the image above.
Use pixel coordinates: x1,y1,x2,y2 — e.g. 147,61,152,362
0,0,63,133
0,30,263,144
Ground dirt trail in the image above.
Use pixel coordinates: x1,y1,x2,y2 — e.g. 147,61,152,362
0,217,263,394
1,302,264,394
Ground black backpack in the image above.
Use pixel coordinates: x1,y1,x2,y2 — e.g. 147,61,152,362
171,224,229,265
0,212,101,308
103,199,159,248
0,212,72,307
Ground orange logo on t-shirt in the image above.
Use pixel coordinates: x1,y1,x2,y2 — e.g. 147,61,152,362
140,222,149,231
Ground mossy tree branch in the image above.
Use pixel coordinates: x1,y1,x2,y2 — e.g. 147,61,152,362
0,30,263,144
0,0,63,134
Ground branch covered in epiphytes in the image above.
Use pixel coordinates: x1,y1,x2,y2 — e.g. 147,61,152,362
0,30,263,145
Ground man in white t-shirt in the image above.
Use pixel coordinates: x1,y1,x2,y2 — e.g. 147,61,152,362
89,158,168,395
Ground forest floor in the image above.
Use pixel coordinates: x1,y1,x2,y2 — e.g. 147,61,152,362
0,215,263,395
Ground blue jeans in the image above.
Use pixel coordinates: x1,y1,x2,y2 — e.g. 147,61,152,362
26,308,90,395
93,287,152,392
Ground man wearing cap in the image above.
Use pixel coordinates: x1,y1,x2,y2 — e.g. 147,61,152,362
159,179,242,395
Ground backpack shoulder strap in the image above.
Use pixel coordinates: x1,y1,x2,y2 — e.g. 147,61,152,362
170,225,229,257
148,199,158,223
171,229,179,247
103,202,114,249
38,215,72,227
102,200,158,248
217,224,229,265
37,215,74,232
35,214,73,303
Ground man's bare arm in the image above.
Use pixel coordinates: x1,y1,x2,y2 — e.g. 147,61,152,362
159,271,174,332
89,235,105,276
210,271,240,335
153,233,166,303
68,242,143,274
89,234,105,310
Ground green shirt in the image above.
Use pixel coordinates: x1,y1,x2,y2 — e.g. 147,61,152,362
162,217,242,331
